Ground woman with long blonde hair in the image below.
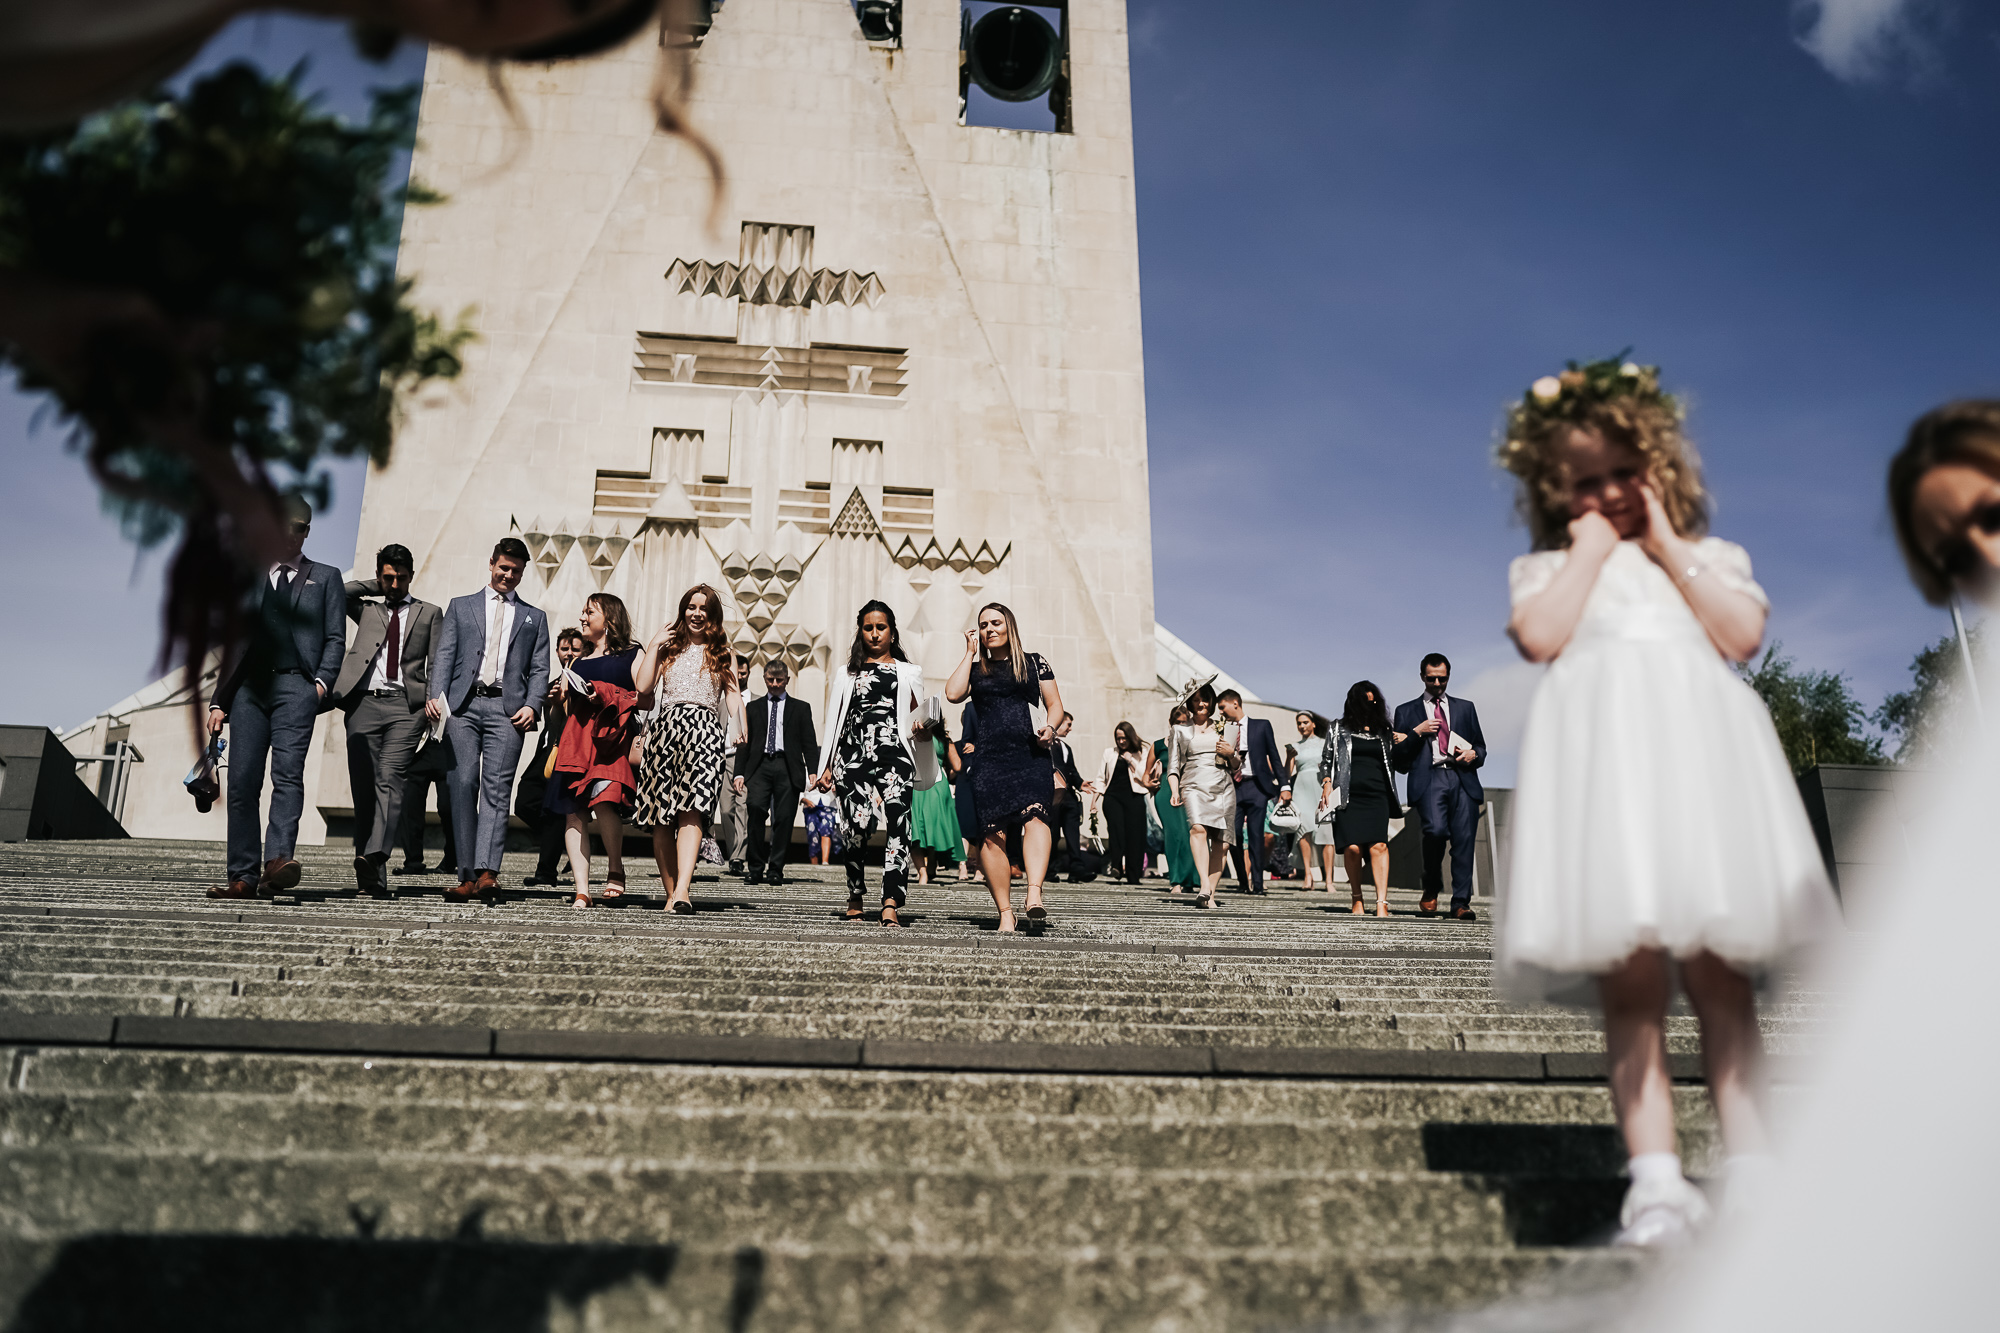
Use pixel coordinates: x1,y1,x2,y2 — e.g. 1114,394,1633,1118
632,584,742,915
945,602,1063,932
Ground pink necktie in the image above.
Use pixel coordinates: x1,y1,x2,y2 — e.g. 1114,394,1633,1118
1434,700,1450,757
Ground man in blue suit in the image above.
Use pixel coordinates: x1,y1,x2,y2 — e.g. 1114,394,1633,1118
426,537,550,903
1217,689,1287,894
206,496,347,899
1390,653,1486,920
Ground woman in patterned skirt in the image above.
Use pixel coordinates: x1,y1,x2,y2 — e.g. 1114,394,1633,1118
632,584,742,915
814,601,928,927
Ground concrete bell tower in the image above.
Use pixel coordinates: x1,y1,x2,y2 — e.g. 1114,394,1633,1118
344,0,1155,801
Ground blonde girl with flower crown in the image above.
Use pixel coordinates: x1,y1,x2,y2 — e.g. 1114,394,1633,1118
1496,358,1838,1248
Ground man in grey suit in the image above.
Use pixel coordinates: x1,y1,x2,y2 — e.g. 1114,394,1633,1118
333,542,442,898
205,496,347,899
426,537,550,903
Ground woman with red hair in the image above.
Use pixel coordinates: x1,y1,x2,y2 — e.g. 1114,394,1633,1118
633,584,742,915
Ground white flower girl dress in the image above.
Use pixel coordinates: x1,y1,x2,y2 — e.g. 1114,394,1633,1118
1498,537,1840,1004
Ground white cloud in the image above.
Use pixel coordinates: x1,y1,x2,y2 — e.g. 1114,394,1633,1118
1793,0,1938,83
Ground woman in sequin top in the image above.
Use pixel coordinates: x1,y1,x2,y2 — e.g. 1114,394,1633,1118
632,584,743,915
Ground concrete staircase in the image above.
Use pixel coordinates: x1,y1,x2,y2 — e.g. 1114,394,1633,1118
0,841,1818,1330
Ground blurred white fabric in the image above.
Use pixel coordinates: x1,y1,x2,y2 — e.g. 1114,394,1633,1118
1638,647,1997,1333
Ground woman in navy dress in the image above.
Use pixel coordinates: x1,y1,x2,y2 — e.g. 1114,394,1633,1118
945,602,1065,933
547,593,643,907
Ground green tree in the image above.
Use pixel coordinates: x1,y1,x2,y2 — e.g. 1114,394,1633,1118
1873,628,1983,762
1740,644,1885,774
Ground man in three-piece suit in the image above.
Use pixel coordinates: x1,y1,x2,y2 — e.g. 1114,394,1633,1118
1390,653,1487,921
1218,689,1287,894
426,537,550,903
206,496,347,899
333,543,442,898
733,657,819,886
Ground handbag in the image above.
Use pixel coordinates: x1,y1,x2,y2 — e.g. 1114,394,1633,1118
1267,798,1302,833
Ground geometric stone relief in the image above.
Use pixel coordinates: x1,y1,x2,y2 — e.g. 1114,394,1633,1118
634,334,908,398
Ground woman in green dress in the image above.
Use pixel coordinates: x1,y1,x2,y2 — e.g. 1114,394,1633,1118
911,722,963,884
1152,704,1200,893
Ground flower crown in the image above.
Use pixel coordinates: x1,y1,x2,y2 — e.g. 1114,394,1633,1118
1506,353,1682,444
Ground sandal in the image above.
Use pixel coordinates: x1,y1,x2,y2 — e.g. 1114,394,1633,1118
665,894,694,916
996,908,1017,934
1375,900,1390,918
601,871,625,901
570,891,592,909
1023,888,1046,924
880,902,901,928
1350,897,1365,915
845,892,865,920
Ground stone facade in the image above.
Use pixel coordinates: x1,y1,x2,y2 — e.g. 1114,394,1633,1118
353,0,1156,779
63,0,1196,842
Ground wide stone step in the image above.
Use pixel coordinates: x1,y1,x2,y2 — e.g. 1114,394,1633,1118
0,993,180,1017
3,1047,1710,1122
0,1234,1638,1332
0,1148,1610,1254
0,972,237,997
190,996,1433,1047
0,1086,1645,1179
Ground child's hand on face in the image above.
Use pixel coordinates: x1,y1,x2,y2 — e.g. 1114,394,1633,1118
1637,484,1678,558
1567,509,1621,558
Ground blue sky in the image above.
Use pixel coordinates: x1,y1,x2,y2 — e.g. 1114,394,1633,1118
4,0,1994,782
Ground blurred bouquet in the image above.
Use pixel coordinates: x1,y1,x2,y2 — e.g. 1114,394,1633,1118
0,63,473,702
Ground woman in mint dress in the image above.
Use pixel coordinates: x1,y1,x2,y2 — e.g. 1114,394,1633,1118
1152,705,1200,892
910,726,962,883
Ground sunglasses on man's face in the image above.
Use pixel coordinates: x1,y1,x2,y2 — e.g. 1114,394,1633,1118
287,522,310,535
1935,501,2000,583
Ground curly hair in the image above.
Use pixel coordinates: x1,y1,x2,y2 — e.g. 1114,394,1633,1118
659,584,732,683
1496,357,1709,550
1339,681,1391,736
1887,399,2000,606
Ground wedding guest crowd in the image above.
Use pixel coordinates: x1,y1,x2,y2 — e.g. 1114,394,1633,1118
204,521,1500,925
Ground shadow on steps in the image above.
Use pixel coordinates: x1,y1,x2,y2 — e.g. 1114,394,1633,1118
6,1233,767,1333
1423,1122,1627,1246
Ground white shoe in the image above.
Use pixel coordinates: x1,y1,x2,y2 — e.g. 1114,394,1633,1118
1613,1173,1711,1248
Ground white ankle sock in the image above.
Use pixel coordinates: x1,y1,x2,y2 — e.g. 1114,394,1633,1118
1628,1151,1684,1186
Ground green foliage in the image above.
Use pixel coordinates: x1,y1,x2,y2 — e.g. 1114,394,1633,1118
1873,628,1981,763
0,63,474,543
1740,644,1885,775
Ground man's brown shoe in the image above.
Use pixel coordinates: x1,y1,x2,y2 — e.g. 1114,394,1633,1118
261,858,303,893
207,879,259,900
444,871,500,904
1416,898,1439,917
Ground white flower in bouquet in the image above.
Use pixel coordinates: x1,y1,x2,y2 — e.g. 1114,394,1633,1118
1530,375,1562,402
